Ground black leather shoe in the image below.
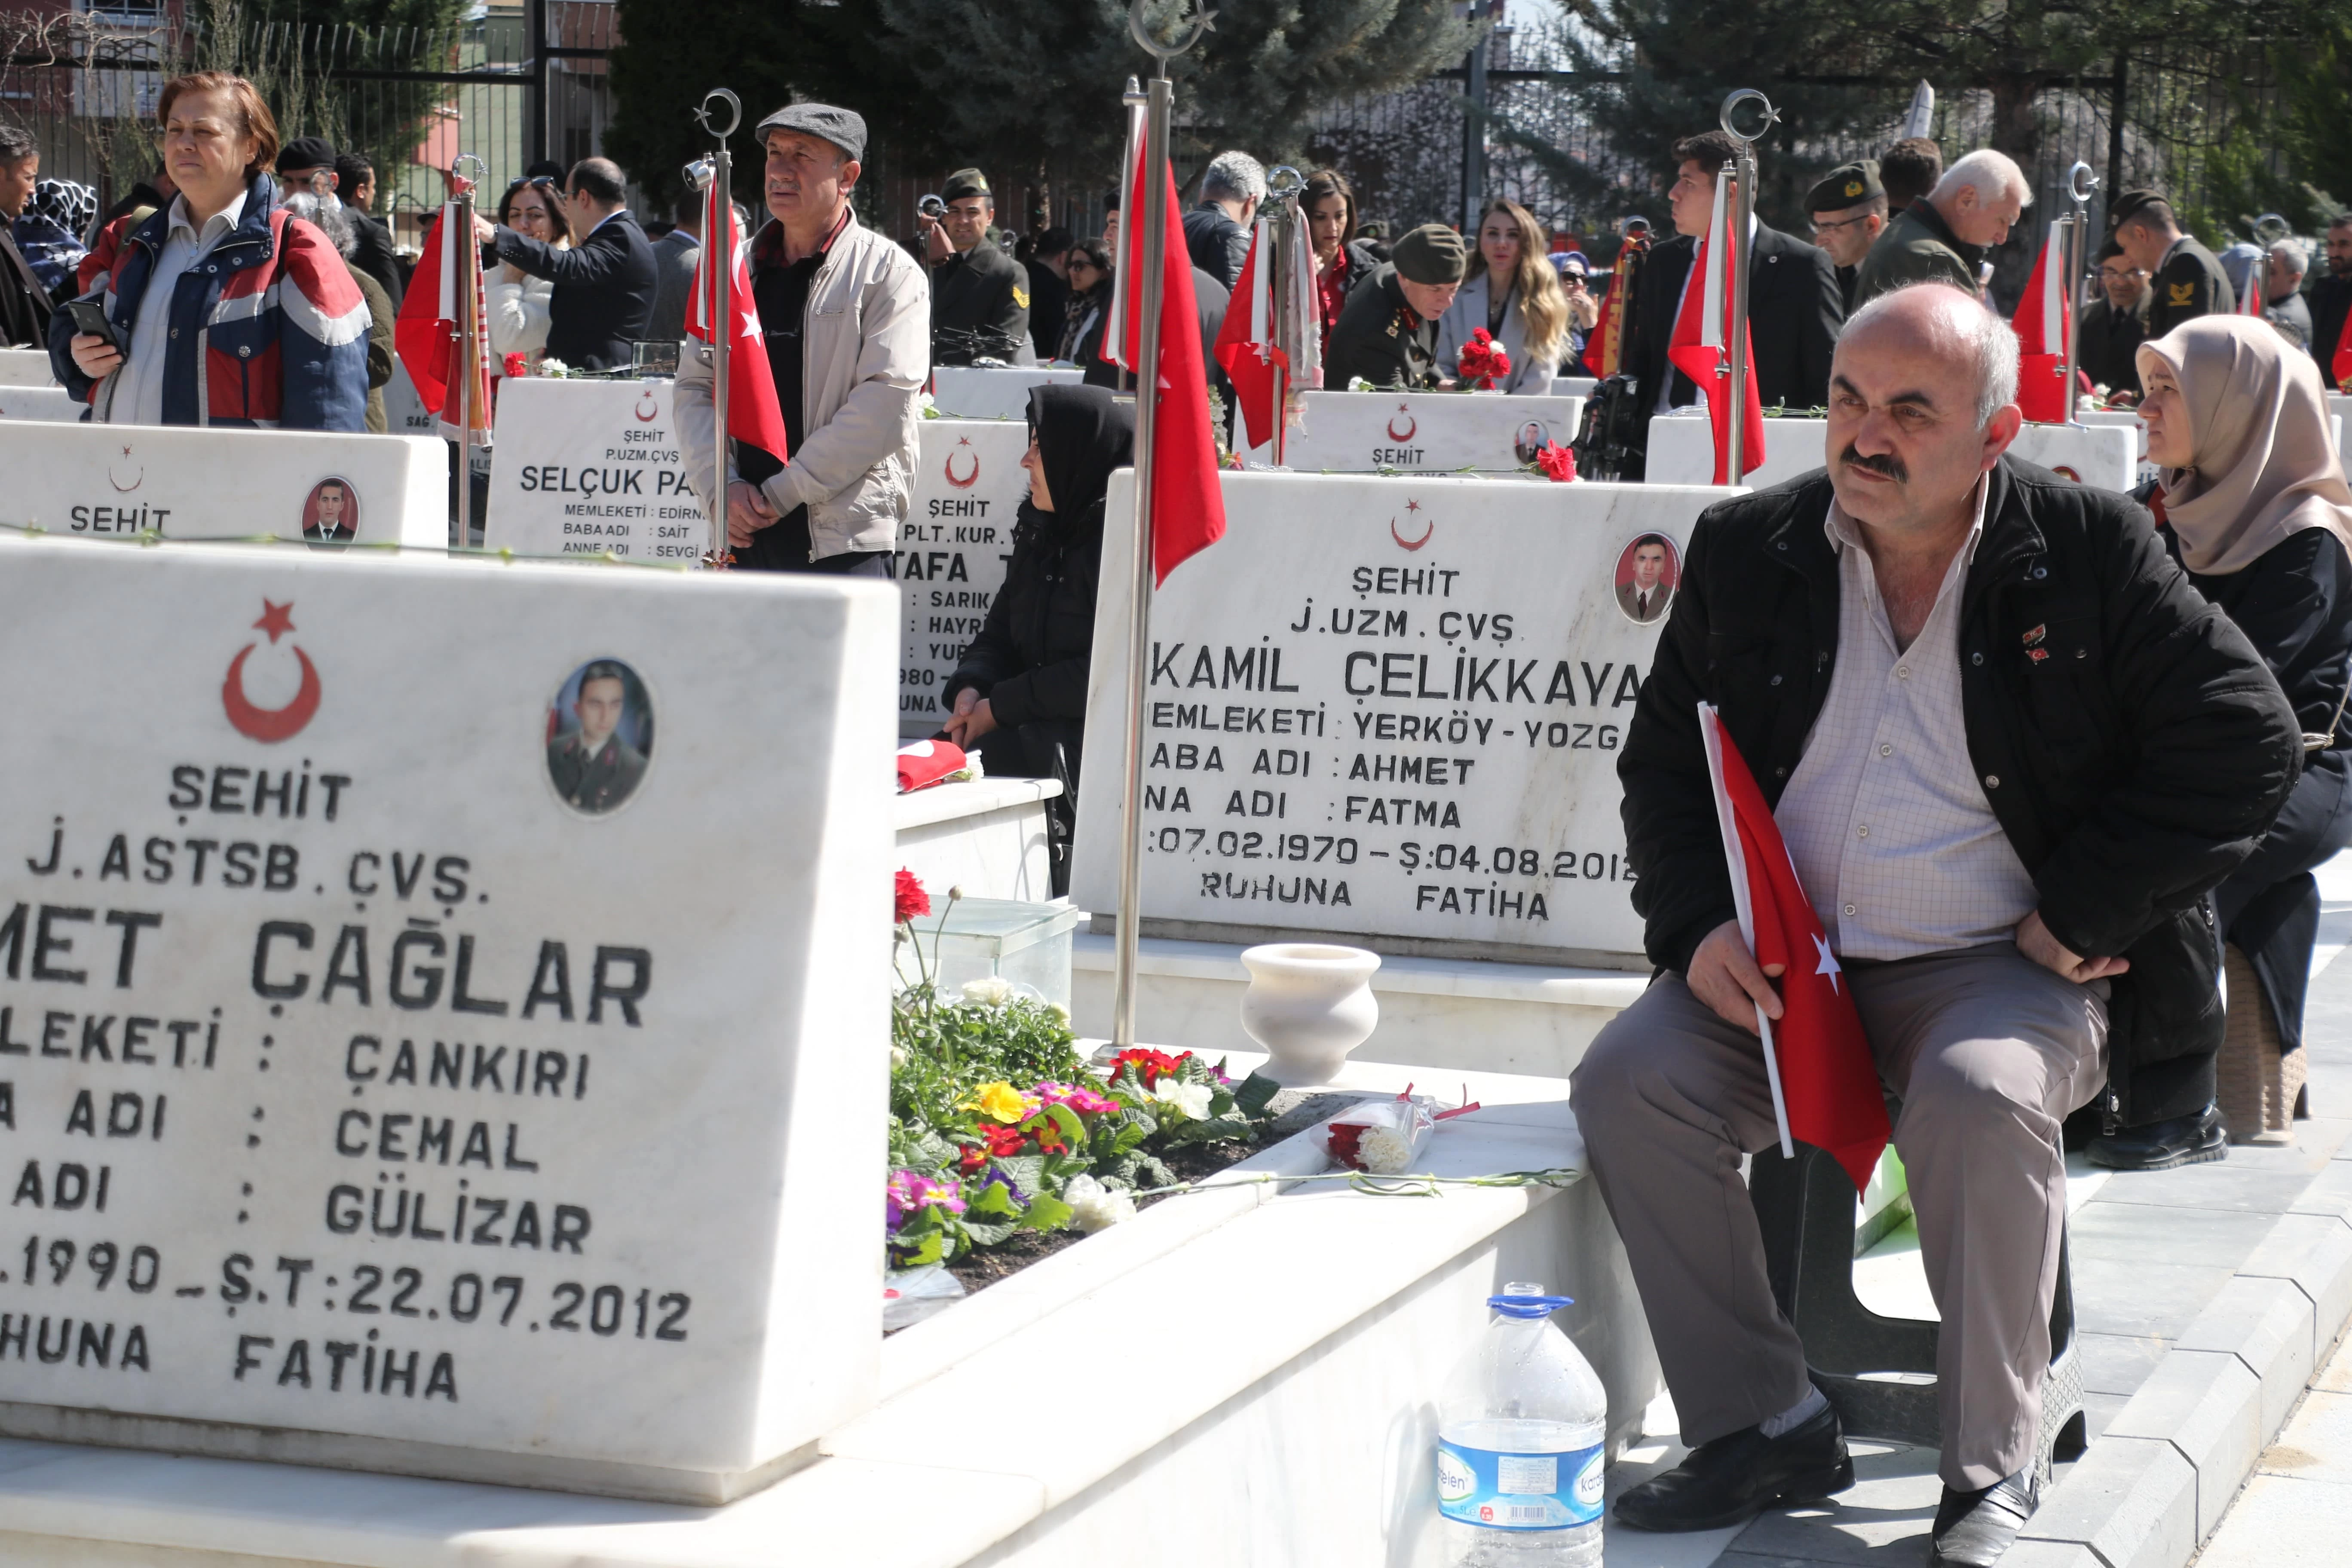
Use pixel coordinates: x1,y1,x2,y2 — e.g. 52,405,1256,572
1613,1404,1853,1532
2087,1102,2227,1171
1928,1469,2037,1565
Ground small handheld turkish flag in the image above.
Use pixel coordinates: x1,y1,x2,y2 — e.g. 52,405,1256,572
1699,702,1892,1193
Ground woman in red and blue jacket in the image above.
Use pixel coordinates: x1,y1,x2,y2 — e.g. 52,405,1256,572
49,71,368,431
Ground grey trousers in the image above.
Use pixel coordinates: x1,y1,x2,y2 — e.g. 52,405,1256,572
1570,941,2107,1489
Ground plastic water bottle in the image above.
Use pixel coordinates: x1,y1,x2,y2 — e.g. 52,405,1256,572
1436,1281,1609,1566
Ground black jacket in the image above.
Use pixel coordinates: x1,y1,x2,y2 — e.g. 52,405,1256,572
1631,223,1842,420
348,210,404,309
931,242,1030,365
1025,258,1070,361
944,384,1136,782
1182,202,1250,291
496,209,657,371
1620,458,2302,1124
1078,266,1227,394
2147,235,2235,339
2078,294,2149,398
1324,265,1441,391
2312,274,2352,391
0,230,52,349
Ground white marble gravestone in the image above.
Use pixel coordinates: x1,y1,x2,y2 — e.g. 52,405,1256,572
1072,472,1735,965
0,385,83,422
894,420,1032,735
383,361,440,441
1643,410,2137,492
0,534,896,1503
0,423,445,546
930,366,1081,420
1280,390,1587,474
0,347,55,387
2332,393,2351,478
483,379,701,564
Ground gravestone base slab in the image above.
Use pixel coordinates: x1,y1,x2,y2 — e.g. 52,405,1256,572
894,777,1062,904
1069,930,1644,1080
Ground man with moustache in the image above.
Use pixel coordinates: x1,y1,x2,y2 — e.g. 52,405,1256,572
1577,284,2299,1564
676,103,927,575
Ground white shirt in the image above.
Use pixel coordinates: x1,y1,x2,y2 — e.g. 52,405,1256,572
1774,481,2038,960
107,189,248,427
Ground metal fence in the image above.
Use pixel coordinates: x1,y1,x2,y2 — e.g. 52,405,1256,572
0,2,617,256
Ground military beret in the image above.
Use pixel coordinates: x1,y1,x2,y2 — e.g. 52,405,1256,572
942,168,991,202
754,102,867,163
1804,159,1882,214
2107,189,2170,230
1392,223,1469,285
277,137,337,175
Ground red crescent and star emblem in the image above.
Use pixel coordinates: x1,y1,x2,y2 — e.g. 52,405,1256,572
634,393,660,423
1391,497,1433,551
1387,403,1417,442
945,435,980,489
2050,465,2081,483
222,599,322,743
108,444,142,493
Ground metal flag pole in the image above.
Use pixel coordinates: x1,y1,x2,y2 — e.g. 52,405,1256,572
450,153,486,552
1113,0,1214,1053
1719,90,1777,485
2062,161,2099,427
1264,164,1304,468
684,88,742,570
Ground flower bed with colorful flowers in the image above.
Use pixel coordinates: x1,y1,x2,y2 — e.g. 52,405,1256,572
885,874,1271,1276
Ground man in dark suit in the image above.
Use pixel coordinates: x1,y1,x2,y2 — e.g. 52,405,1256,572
1630,132,1843,432
477,157,656,372
334,153,404,308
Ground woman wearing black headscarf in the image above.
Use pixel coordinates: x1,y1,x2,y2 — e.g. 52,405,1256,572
941,383,1135,891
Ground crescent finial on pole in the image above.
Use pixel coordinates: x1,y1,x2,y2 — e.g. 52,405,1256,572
1130,0,1215,61
693,88,742,141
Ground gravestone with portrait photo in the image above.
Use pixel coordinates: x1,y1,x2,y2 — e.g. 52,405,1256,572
0,531,897,1503
1071,470,1733,966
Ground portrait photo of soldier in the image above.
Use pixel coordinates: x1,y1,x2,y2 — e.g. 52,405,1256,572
546,658,654,815
1615,532,1679,625
1513,419,1551,466
303,476,358,544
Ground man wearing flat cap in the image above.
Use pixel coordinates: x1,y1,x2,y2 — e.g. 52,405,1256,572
1323,223,1467,390
677,101,929,576
925,167,1031,366
1806,160,1887,314
2108,189,2234,340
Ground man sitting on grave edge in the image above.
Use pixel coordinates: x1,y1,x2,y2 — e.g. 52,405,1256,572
676,103,928,576
1573,284,2300,1567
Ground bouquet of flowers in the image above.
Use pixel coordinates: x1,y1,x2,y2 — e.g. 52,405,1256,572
1326,1088,1483,1174
1456,328,1513,391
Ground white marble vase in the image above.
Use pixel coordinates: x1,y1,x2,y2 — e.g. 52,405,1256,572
1238,943,1382,1085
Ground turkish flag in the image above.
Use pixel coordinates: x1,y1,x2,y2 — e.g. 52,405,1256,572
1106,119,1227,584
2011,220,2075,423
1665,170,1765,485
2335,300,2352,390
686,180,790,469
393,198,493,442
896,739,966,793
1213,218,1282,451
1699,702,1891,1193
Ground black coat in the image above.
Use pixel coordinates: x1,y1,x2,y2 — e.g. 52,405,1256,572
931,242,1030,365
1025,258,1070,360
1323,265,1441,391
496,210,657,371
2168,524,2352,1066
0,230,52,349
1631,224,1843,420
1619,458,2302,1126
348,211,404,309
943,383,1136,785
1078,266,1227,393
2312,274,2352,391
2078,295,2149,398
2147,235,2236,339
1182,203,1249,291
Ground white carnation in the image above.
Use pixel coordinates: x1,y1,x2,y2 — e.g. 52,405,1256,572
1357,1126,1419,1175
1152,1078,1215,1121
1061,1174,1136,1234
960,976,1015,1007
888,1045,908,1070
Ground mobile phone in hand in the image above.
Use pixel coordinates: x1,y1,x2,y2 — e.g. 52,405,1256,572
65,298,126,355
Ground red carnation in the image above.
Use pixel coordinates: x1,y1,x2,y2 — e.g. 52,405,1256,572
1457,328,1513,391
895,868,931,924
1536,441,1578,483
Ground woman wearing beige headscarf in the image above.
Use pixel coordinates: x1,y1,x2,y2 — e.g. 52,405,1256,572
2091,315,2352,1168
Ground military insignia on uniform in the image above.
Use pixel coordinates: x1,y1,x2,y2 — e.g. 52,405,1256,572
2022,624,2047,648
1012,285,1029,309
2026,647,2050,664
2168,281,2195,306
1844,180,1864,198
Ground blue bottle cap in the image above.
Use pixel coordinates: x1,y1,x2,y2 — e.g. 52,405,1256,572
1487,1293,1573,1318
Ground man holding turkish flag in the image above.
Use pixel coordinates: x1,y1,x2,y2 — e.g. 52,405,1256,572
1575,285,2301,1564
1665,165,1766,484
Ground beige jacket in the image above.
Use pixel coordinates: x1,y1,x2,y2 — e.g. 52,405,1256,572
677,211,929,560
